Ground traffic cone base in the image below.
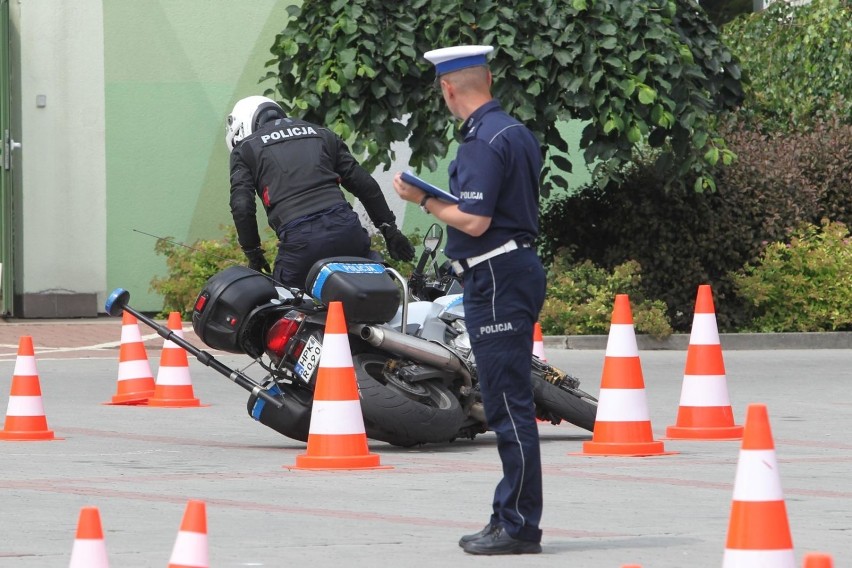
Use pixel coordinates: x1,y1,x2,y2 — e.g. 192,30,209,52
583,420,669,456
0,421,56,441
667,286,742,440
576,295,674,457
295,452,383,470
104,311,156,405
291,302,390,471
1,336,59,441
106,386,153,405
148,385,203,408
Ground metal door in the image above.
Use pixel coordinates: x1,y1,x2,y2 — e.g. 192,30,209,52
0,0,16,316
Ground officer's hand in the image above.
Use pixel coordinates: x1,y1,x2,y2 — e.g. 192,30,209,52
244,248,271,274
380,224,415,262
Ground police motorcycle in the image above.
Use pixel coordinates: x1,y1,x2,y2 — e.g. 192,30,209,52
104,224,597,447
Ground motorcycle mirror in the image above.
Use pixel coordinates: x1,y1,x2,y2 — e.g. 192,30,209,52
423,223,443,253
105,288,130,316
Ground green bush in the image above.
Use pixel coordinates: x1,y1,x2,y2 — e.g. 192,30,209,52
721,0,852,132
268,0,744,195
539,115,852,332
149,226,275,319
539,255,672,338
730,220,852,332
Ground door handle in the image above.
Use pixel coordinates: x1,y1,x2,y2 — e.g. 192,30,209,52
3,129,20,170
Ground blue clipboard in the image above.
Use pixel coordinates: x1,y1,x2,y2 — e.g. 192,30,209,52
401,170,459,203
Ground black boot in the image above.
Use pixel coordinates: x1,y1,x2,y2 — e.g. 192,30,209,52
458,522,495,547
462,525,542,555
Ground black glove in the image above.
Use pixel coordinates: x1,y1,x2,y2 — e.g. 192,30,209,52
379,223,415,262
243,247,271,273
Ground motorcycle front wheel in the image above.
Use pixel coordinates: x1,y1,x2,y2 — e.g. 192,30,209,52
531,370,598,432
353,353,467,447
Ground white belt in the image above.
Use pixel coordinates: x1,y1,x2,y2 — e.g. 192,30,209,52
450,240,530,275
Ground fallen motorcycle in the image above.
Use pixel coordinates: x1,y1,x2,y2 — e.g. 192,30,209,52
105,224,597,447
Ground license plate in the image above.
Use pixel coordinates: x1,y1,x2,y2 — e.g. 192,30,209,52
294,335,322,384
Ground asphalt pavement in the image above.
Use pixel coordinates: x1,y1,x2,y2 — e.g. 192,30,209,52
0,319,849,567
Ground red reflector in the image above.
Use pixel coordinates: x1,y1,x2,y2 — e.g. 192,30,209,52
291,340,305,360
194,293,208,313
266,317,300,358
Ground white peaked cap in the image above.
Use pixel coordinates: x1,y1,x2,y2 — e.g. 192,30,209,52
424,45,494,76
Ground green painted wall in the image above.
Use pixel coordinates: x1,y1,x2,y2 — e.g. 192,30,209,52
104,1,294,311
101,1,590,312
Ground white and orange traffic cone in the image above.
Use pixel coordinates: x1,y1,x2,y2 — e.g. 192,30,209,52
723,403,795,567
168,500,209,568
0,336,57,441
69,506,109,568
803,553,833,567
666,285,743,440
293,301,390,470
148,312,202,407
580,295,673,457
532,322,547,361
104,310,156,405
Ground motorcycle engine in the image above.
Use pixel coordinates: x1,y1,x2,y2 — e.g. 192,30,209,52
444,318,472,360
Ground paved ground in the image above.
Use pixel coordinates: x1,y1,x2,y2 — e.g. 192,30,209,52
2,316,851,361
0,317,198,362
0,319,849,566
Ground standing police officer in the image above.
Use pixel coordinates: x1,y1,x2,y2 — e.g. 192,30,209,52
225,96,414,289
393,46,546,555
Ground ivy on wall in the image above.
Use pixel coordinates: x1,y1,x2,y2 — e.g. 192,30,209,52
265,0,743,194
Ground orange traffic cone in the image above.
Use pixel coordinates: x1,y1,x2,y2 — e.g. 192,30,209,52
293,301,390,470
723,403,794,567
803,553,833,567
580,295,673,457
69,506,109,568
0,336,57,441
666,285,743,440
148,312,203,407
532,322,547,361
168,500,208,568
104,310,156,405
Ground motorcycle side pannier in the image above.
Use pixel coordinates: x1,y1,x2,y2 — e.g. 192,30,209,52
192,266,279,353
306,257,400,324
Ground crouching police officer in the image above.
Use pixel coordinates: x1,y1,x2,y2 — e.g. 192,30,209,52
225,96,414,288
393,45,546,556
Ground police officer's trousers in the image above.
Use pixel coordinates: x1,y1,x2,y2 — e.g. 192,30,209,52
462,246,546,543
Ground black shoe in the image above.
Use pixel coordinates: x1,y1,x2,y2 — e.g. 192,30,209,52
458,522,495,547
462,525,542,555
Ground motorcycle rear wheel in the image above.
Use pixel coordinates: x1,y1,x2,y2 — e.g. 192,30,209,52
531,371,598,431
353,353,467,447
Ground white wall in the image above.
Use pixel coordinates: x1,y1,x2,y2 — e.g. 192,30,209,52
13,0,106,309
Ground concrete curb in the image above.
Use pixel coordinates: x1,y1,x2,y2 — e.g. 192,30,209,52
544,331,852,350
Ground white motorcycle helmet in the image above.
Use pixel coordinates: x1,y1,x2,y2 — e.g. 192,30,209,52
225,96,285,151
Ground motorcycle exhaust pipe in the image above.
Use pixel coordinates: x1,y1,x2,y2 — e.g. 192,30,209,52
351,324,473,391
